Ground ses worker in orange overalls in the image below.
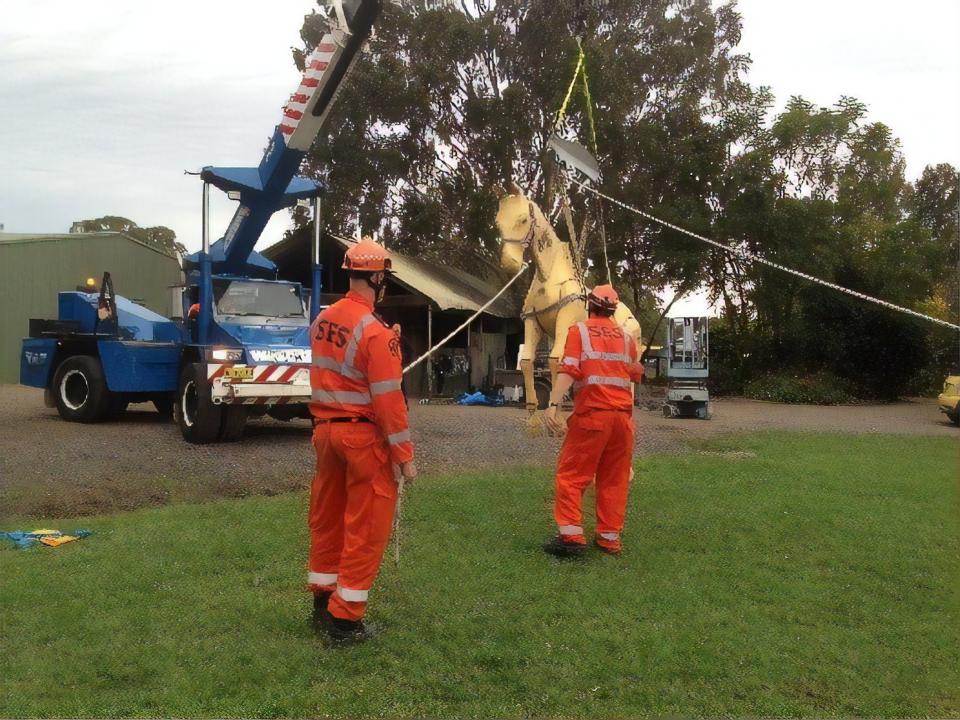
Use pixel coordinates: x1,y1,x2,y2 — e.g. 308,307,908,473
543,284,644,558
307,237,417,644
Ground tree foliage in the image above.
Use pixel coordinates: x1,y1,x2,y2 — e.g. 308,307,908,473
70,215,186,257
286,1,957,398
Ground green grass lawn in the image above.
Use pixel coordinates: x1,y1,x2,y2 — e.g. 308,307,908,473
1,432,957,717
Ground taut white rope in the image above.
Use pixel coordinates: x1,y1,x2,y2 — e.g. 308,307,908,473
329,233,532,368
402,262,530,375
570,179,960,333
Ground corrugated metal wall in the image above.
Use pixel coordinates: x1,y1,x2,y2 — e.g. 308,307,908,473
0,233,183,383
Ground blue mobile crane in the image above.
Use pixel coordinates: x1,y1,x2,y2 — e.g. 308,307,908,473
20,0,383,443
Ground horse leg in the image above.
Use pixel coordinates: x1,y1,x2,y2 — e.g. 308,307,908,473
521,318,544,437
545,303,587,436
551,301,587,378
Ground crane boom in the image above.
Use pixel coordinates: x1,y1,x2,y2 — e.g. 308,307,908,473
189,0,383,276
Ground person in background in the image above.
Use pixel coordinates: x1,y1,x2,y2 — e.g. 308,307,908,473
543,284,644,558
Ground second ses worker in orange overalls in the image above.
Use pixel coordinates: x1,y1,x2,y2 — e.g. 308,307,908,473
307,238,417,644
543,284,644,558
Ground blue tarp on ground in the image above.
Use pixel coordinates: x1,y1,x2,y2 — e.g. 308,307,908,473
455,391,505,407
1,530,92,549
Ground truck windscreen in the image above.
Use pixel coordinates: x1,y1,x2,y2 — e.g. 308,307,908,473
213,280,304,318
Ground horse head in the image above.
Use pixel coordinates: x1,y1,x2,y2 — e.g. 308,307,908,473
495,184,536,275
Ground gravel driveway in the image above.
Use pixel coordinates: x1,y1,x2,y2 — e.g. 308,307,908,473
0,383,953,519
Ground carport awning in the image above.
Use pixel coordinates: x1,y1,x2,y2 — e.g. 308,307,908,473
328,236,521,318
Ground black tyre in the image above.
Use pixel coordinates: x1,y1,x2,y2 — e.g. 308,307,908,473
174,364,222,444
52,355,112,423
153,397,174,418
950,412,960,427
219,405,247,442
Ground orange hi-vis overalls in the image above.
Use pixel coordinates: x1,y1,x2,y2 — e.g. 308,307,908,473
307,290,414,622
554,316,644,552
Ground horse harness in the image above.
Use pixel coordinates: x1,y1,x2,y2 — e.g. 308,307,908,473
504,202,589,330
501,202,552,282
521,290,586,333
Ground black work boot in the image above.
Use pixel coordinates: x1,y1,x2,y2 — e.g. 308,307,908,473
325,615,369,645
310,591,332,631
542,535,587,559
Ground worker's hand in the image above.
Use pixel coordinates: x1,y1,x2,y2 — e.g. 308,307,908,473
544,404,565,436
399,460,418,484
391,323,402,337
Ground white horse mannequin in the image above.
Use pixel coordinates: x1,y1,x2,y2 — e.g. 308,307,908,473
495,185,642,433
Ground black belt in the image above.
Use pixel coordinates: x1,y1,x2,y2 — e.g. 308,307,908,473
313,416,372,425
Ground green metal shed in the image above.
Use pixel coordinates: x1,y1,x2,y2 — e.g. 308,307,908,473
0,232,183,384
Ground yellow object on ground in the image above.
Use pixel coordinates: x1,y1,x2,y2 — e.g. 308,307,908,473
39,535,79,547
937,375,959,425
30,529,60,535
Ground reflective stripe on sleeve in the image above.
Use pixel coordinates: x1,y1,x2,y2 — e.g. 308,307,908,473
558,524,584,536
370,379,402,396
388,429,411,445
562,356,580,367
311,389,372,404
337,586,369,602
581,376,632,388
307,571,337,585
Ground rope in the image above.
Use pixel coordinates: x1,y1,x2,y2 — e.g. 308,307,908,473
550,39,613,286
554,47,585,132
570,179,960,333
402,262,530,374
328,233,533,368
392,474,406,567
578,39,598,156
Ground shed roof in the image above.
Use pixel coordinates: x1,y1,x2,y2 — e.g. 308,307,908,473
0,232,179,260
328,235,521,318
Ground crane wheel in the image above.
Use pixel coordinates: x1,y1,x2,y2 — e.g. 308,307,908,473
219,405,247,442
52,355,112,423
175,363,222,444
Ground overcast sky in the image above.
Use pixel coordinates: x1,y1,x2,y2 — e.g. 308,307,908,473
1,0,957,304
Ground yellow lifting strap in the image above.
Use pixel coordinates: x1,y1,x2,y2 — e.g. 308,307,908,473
553,39,599,157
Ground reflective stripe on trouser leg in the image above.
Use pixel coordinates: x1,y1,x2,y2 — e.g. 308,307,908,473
308,571,338,586
307,424,348,592
559,525,584,536
336,586,369,602
554,413,610,544
327,424,399,622
595,412,634,543
598,532,619,541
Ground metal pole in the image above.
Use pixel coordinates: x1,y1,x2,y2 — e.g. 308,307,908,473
310,194,323,322
202,182,210,254
427,305,433,397
466,318,472,390
199,182,212,346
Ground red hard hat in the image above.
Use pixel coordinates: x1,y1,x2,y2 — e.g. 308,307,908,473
587,284,619,310
342,237,392,273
